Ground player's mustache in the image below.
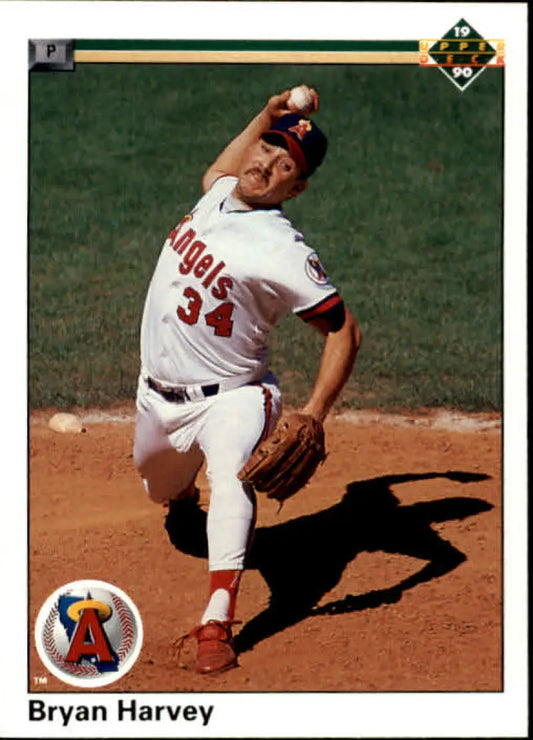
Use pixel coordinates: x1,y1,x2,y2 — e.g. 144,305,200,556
244,165,269,182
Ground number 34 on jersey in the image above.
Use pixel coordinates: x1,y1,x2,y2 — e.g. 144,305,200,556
178,287,234,338
167,216,235,339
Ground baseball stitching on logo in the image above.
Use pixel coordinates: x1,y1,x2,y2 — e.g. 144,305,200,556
111,593,136,662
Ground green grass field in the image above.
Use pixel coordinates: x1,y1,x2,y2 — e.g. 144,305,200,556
29,63,502,411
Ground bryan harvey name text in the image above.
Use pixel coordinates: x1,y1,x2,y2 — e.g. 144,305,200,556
29,699,214,727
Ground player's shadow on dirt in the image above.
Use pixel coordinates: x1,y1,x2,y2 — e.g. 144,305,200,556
164,470,493,656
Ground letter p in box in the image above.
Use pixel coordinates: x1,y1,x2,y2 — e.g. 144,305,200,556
29,40,74,71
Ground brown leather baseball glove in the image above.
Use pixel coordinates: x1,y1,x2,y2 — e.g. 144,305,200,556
238,413,326,503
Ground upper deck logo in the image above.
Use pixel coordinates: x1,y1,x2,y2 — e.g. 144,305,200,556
35,580,143,687
420,18,504,91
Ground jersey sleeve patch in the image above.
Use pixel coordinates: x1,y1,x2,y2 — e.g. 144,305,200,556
305,252,330,285
295,292,343,322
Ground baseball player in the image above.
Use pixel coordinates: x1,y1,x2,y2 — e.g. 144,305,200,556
134,88,361,675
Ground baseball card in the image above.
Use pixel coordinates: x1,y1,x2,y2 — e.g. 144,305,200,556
0,2,528,738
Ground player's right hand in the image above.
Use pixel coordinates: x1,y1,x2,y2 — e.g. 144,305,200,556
265,90,294,120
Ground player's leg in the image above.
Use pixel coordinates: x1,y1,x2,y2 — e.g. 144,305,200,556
200,380,281,574
133,382,204,504
189,379,281,673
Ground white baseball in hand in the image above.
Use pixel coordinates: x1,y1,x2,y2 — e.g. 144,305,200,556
288,85,317,114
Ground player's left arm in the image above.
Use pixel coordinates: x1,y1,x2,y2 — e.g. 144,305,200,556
300,304,362,423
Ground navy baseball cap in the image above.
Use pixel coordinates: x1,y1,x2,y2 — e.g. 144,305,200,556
261,113,327,178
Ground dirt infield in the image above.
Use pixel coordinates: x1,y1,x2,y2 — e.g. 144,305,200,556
29,405,502,693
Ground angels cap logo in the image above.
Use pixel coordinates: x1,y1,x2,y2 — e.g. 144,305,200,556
288,118,313,141
35,580,143,687
305,252,329,285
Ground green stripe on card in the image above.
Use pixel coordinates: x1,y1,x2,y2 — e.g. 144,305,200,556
74,39,418,53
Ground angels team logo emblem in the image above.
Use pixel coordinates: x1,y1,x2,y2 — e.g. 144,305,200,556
289,119,313,140
35,580,143,687
305,252,329,285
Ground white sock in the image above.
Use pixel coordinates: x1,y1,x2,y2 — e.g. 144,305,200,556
201,588,231,624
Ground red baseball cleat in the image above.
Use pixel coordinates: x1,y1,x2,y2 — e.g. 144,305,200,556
176,620,239,675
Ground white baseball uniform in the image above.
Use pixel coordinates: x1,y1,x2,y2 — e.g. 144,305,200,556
134,175,342,571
